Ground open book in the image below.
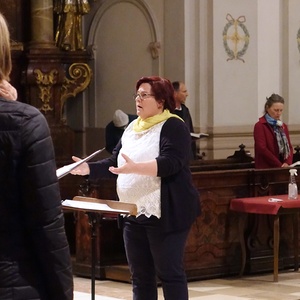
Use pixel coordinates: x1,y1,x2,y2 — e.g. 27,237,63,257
290,161,300,168
56,148,105,179
190,132,209,139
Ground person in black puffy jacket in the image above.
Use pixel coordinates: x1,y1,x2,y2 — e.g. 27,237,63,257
0,13,73,300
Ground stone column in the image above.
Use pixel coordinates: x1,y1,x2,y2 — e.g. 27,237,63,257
29,0,55,48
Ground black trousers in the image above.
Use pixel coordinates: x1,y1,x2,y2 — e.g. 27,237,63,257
122,215,190,300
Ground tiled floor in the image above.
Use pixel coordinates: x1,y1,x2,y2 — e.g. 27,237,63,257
73,270,300,300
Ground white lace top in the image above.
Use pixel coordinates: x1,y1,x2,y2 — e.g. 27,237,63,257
116,120,165,218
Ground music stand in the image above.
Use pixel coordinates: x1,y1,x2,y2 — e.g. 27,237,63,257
62,196,137,300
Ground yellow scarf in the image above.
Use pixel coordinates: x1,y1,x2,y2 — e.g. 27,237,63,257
133,109,183,132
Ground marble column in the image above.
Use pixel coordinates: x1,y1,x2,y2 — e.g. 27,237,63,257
29,0,55,48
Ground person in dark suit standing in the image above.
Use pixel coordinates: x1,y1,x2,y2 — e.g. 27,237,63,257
172,81,197,160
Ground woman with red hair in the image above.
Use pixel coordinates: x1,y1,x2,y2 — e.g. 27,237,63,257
71,76,201,300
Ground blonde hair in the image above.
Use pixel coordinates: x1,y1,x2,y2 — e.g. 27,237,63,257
0,13,12,81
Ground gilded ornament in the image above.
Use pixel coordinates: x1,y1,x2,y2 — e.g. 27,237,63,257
33,69,58,113
60,63,92,121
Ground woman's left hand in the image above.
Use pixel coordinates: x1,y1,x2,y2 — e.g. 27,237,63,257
0,80,17,100
109,153,135,174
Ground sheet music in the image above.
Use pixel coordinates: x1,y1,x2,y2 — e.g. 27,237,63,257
56,148,105,179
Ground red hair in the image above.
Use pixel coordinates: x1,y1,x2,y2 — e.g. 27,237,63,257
136,76,176,111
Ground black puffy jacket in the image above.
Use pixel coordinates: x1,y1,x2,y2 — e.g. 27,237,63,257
0,98,73,299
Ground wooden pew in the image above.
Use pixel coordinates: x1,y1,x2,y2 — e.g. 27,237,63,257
190,143,254,172
71,147,300,282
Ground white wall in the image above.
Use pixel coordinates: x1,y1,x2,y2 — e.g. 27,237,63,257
73,0,300,158
185,0,299,158
87,0,163,128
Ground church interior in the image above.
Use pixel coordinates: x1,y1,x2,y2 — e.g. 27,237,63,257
3,0,300,299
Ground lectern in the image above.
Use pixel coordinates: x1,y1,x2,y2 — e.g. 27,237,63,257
62,196,137,300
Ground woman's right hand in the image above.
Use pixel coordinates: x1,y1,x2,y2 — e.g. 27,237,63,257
70,156,90,176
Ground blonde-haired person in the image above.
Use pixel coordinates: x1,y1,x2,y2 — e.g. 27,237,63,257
254,93,293,169
0,12,17,100
0,13,73,299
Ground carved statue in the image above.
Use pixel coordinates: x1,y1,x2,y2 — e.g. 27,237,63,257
54,0,91,51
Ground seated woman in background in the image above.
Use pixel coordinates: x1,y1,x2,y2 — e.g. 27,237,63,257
254,93,293,169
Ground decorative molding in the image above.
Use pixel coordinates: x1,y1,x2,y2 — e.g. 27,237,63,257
88,0,160,45
87,0,161,61
33,69,58,113
60,63,92,120
11,41,24,51
297,27,300,53
148,41,161,59
222,14,250,63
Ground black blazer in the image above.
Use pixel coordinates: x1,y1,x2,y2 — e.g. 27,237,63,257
173,104,197,160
